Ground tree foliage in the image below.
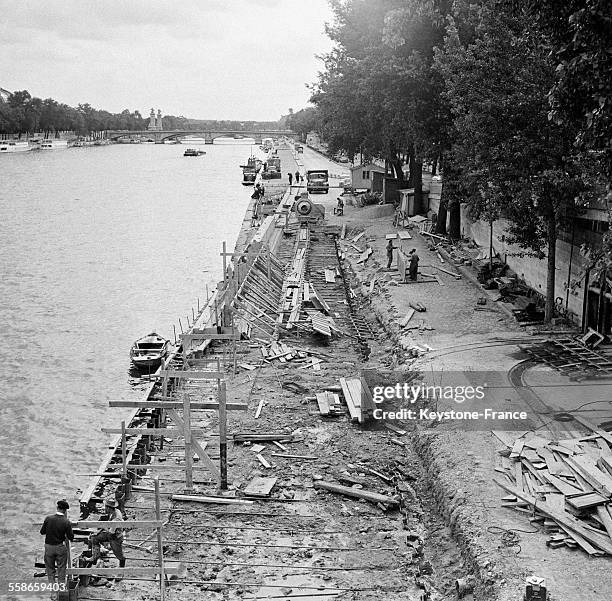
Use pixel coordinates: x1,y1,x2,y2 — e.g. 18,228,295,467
310,0,608,321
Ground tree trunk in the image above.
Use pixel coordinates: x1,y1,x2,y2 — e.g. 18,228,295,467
390,157,404,180
431,156,438,177
436,202,447,235
413,154,423,210
544,215,557,322
406,147,415,188
448,200,461,240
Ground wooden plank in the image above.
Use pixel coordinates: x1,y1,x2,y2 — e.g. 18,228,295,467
316,393,331,416
67,567,181,576
255,399,265,419
314,481,399,507
566,455,612,498
157,369,225,380
399,309,416,327
566,492,607,510
271,453,317,460
596,505,612,540
537,448,566,476
510,439,525,459
109,401,247,411
543,472,583,496
76,520,161,528
572,415,612,447
257,454,272,469
171,494,254,505
101,427,211,436
494,478,612,554
339,377,361,423
243,476,278,497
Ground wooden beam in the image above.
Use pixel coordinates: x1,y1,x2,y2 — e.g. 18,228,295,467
156,370,224,380
167,409,221,480
67,567,181,576
108,400,247,411
314,481,399,507
183,394,193,490
75,520,161,528
171,494,254,505
102,427,210,435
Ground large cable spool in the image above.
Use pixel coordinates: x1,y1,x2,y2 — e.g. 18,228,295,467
296,198,313,216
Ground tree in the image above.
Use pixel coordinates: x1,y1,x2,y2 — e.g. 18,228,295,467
437,0,590,319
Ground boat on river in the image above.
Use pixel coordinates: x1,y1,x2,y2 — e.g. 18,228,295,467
40,139,68,150
241,156,261,185
130,332,170,370
184,148,206,156
0,140,32,153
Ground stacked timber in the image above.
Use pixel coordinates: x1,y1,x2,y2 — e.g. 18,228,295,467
339,376,376,424
493,421,612,556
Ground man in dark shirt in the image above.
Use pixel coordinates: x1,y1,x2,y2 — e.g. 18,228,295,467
40,499,74,584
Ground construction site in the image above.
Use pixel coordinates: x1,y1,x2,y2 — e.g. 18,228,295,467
36,143,612,601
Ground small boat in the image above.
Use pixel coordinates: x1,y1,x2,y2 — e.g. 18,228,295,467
40,139,68,150
240,155,261,185
184,148,206,156
0,140,33,153
130,333,170,370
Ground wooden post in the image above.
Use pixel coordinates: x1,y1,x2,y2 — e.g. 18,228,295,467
121,421,127,478
183,394,193,490
192,307,195,323
219,381,228,490
173,324,177,345
231,313,237,376
154,478,166,601
64,539,71,587
222,241,227,288
178,318,183,334
266,244,272,281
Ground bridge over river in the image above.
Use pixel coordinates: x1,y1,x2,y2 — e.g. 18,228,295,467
105,129,297,144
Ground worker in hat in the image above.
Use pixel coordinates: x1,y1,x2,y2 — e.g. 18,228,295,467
40,499,74,584
89,497,126,568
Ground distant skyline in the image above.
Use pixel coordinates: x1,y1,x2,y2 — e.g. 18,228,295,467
0,0,335,121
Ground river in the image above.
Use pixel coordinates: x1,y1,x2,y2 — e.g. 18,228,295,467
0,140,256,585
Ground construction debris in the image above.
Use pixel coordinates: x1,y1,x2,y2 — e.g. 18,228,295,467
494,423,612,556
314,480,399,507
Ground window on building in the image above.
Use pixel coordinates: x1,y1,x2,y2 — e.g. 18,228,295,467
362,170,370,179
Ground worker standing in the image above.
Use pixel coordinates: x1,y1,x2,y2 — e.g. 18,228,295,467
40,499,74,585
295,170,300,185
89,498,126,568
409,248,420,280
288,172,293,187
386,239,395,269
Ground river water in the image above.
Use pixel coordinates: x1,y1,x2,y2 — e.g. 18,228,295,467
0,141,255,584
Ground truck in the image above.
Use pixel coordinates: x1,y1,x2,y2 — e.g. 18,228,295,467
306,169,329,194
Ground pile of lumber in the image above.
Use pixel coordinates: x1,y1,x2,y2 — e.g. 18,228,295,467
315,391,343,417
339,377,376,423
493,421,612,556
259,341,326,368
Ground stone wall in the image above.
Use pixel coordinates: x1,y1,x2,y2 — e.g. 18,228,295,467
427,192,586,321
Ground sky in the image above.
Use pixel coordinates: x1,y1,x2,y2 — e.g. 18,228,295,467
0,0,336,121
